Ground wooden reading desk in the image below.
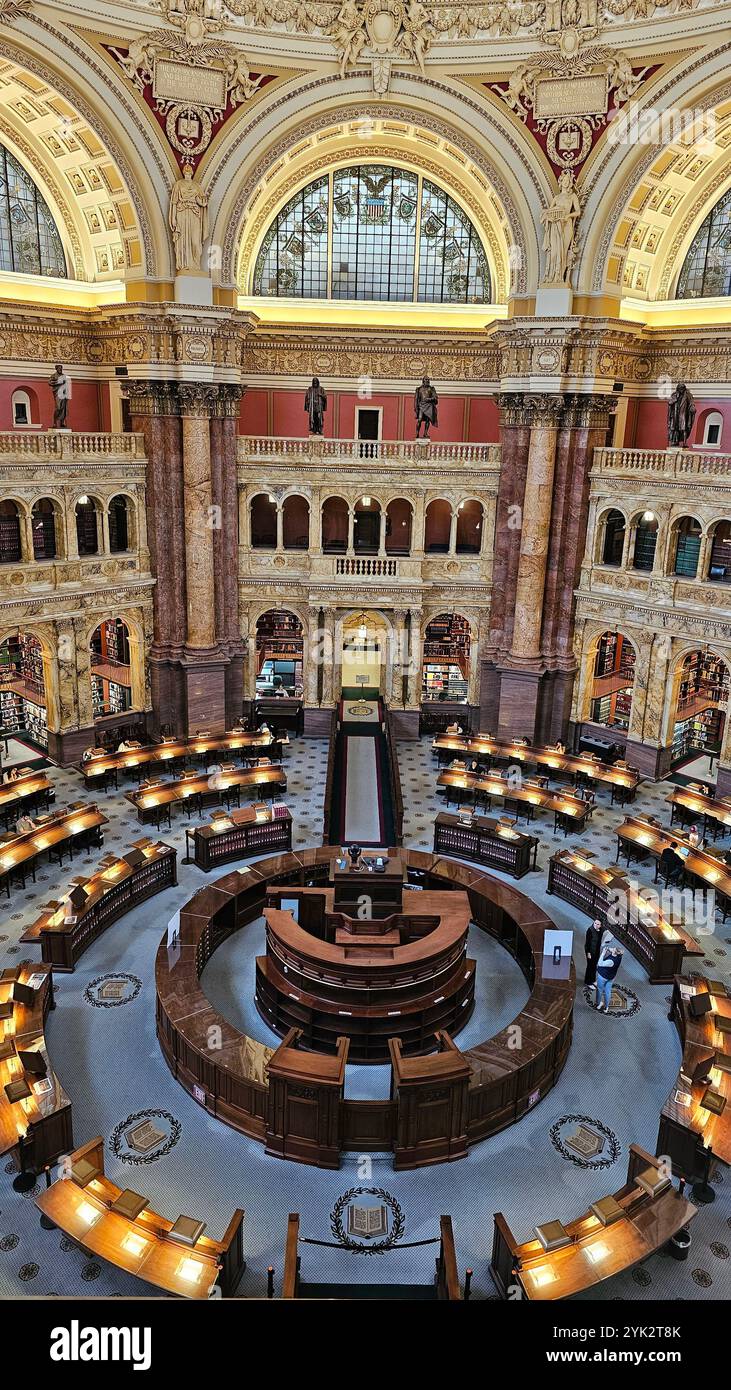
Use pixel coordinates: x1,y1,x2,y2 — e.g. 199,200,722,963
191,803,293,871
668,785,731,840
492,1146,696,1300
437,767,594,834
0,961,72,1174
658,975,731,1180
21,839,177,970
616,814,731,918
433,810,538,878
36,1136,245,1298
0,803,108,897
79,729,288,788
125,764,287,825
547,847,703,982
432,735,639,801
0,770,53,826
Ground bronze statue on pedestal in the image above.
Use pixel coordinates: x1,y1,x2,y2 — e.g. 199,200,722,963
414,376,438,438
667,382,696,447
305,377,327,435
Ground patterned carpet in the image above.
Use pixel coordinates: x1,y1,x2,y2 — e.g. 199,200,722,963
1,734,730,1300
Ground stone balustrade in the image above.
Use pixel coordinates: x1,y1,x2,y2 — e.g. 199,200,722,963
594,445,731,478
0,432,146,459
238,435,500,470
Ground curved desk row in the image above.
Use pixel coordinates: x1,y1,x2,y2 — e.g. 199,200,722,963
125,766,287,825
0,770,54,827
437,768,594,834
616,814,731,919
78,729,288,787
21,840,177,971
492,1145,696,1301
0,804,108,898
432,735,640,800
0,961,72,1178
668,785,731,839
36,1136,245,1299
155,848,574,1169
658,974,731,1186
547,848,703,983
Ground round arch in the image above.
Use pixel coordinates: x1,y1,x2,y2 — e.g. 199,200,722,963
205,75,547,300
0,29,175,280
576,50,731,299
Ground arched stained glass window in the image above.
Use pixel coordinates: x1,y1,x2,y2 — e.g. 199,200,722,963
251,164,490,303
676,187,731,299
0,143,67,278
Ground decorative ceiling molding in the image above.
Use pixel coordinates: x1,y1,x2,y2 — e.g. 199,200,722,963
106,16,277,169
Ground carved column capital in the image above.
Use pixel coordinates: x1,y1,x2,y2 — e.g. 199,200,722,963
524,393,566,427
561,393,618,430
123,380,180,417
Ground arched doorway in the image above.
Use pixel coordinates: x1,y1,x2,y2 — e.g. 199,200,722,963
340,611,389,698
589,630,636,730
90,618,133,719
0,632,48,747
421,614,470,703
255,610,304,695
671,648,729,768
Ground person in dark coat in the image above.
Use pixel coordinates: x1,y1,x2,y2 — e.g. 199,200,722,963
584,918,603,987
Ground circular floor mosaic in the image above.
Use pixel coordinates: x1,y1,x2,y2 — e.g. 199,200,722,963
84,973,143,1009
582,982,641,1018
108,1108,181,1165
330,1187,405,1254
549,1114,622,1170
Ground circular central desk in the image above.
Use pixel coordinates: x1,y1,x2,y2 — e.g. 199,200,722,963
155,848,574,1169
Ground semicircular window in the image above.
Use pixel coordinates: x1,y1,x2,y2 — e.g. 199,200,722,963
252,165,490,304
676,187,731,299
0,143,67,278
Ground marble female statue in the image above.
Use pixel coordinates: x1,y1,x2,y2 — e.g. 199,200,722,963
540,170,581,286
169,165,209,272
49,364,70,428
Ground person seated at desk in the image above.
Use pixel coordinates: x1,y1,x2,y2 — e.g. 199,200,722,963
553,741,566,754
1,769,12,783
660,841,686,884
116,739,138,753
16,813,37,835
259,721,271,736
445,722,463,735
3,767,20,782
206,761,223,779
687,824,704,850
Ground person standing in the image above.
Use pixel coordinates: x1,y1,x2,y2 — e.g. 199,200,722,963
584,918,603,987
595,938,624,1012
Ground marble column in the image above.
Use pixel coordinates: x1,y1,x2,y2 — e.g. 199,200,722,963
447,508,458,556
535,394,616,743
126,381,187,736
305,609,320,708
496,395,563,739
211,385,246,725
321,607,336,706
481,394,532,732
407,613,423,708
390,609,408,706
99,506,111,557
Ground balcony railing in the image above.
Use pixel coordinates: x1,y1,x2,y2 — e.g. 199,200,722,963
335,556,399,578
0,432,146,458
238,436,500,468
593,446,731,478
